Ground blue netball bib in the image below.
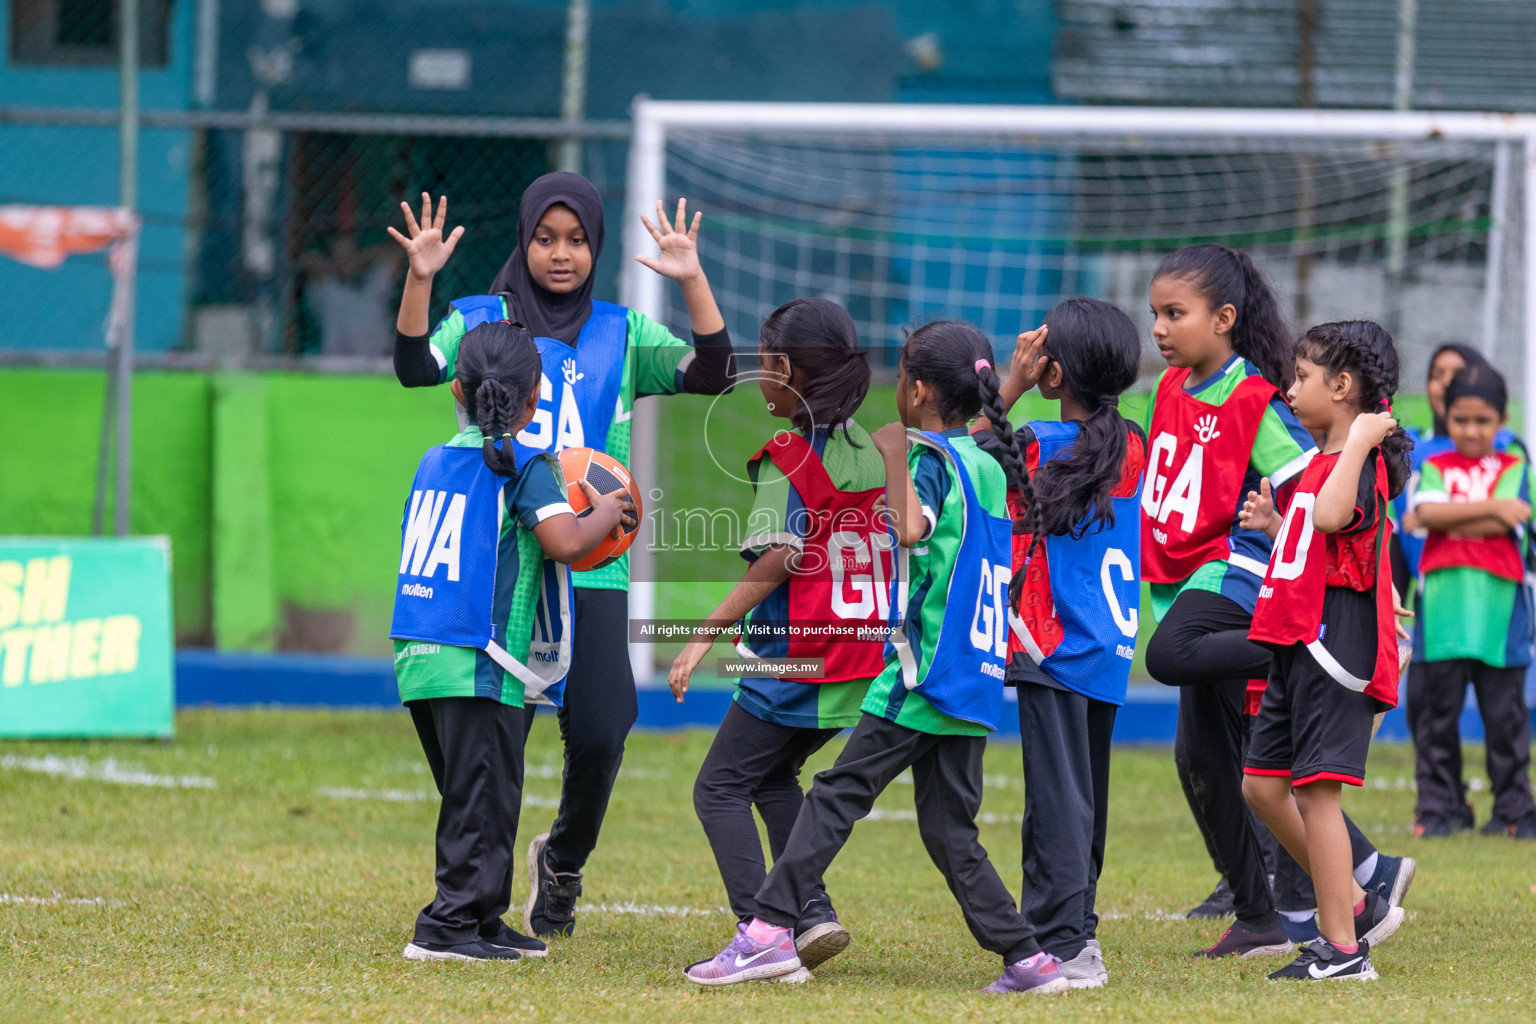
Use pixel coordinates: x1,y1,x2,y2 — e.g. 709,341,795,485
1008,422,1142,706
450,296,629,455
389,442,573,703
888,430,1012,731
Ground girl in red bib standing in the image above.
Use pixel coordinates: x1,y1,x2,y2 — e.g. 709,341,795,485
1239,320,1413,982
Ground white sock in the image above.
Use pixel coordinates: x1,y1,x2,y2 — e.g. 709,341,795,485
1353,852,1379,887
1280,909,1316,923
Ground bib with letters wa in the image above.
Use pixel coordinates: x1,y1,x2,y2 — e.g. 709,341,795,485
389,442,573,706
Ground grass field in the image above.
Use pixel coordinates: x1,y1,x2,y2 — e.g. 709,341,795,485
2,709,1532,1023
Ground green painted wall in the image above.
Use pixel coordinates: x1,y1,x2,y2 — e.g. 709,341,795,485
0,368,454,653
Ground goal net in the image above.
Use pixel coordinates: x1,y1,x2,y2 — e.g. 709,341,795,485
620,103,1536,677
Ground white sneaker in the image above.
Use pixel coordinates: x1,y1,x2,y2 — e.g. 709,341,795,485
1059,939,1108,989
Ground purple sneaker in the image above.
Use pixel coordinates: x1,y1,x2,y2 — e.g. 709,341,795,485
683,923,802,986
983,953,1070,995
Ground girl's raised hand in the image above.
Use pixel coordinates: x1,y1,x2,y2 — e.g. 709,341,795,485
1348,410,1398,449
387,193,464,281
1007,325,1051,393
636,199,704,284
871,422,910,456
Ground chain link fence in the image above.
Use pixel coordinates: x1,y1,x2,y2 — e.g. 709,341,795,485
0,108,630,364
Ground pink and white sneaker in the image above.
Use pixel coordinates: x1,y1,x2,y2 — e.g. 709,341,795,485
982,951,1069,995
683,922,803,986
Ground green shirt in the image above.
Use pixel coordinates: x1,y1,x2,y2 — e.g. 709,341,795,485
426,299,695,591
394,427,571,706
1146,357,1318,620
861,429,1003,738
1415,453,1531,666
734,422,884,730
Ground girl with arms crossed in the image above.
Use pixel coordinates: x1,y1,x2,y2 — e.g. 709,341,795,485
1407,364,1536,839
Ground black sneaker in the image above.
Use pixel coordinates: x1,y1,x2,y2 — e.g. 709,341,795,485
1267,938,1377,981
1354,884,1405,948
1490,811,1536,839
1369,854,1416,910
1185,879,1235,920
793,895,851,970
1454,802,1476,833
1193,916,1291,959
484,921,549,958
402,938,521,962
1414,814,1452,837
1479,815,1512,836
524,832,583,938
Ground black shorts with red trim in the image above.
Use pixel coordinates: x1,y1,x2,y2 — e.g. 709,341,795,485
1245,590,1385,787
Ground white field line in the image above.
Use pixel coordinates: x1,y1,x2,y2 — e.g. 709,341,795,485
0,892,124,907
587,901,729,917
0,754,214,790
315,787,560,809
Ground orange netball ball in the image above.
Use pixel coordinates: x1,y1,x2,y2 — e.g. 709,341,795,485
558,447,642,572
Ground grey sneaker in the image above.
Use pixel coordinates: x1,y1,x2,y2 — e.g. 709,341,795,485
1059,939,1108,989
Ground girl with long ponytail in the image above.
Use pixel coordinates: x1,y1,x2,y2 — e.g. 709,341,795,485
1140,246,1415,959
969,297,1145,988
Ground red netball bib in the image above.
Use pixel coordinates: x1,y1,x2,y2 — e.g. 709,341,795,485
1249,451,1399,706
1142,367,1279,583
1419,450,1525,582
741,432,893,682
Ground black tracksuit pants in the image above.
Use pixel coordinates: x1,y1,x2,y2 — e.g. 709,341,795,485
1146,589,1379,921
1016,680,1116,961
693,702,841,921
1410,658,1536,824
523,587,639,875
754,713,1041,964
408,696,526,946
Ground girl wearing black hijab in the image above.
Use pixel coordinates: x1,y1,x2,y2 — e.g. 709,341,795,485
390,174,734,940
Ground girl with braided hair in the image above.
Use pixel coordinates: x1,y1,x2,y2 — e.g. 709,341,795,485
680,320,1067,995
389,320,635,962
970,297,1145,989
1239,320,1413,981
1139,245,1413,958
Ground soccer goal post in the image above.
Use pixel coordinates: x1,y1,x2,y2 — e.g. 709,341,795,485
620,101,1536,680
